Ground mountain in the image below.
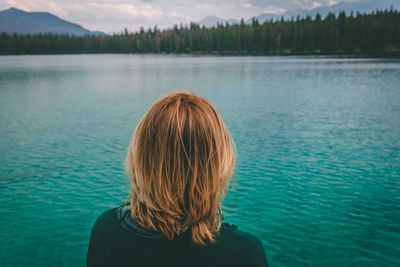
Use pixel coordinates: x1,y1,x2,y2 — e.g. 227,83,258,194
245,14,281,24
199,16,239,27
199,0,400,27
280,0,400,20
253,0,400,23
0,7,104,35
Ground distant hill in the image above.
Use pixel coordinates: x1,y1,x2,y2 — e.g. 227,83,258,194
199,0,400,27
277,0,400,21
0,8,104,36
199,16,240,28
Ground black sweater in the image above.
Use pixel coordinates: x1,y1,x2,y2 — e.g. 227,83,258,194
87,204,268,267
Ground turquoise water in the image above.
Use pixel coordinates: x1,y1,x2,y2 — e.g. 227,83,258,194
0,55,399,266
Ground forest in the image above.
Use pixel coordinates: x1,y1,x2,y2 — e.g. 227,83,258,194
1,10,399,56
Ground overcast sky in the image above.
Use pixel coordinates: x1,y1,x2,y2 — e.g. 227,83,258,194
1,0,357,33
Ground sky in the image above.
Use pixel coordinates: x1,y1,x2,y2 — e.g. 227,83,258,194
0,0,357,33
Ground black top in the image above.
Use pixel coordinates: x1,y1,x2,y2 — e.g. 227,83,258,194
87,204,268,267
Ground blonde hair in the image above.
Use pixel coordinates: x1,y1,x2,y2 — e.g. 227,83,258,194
125,91,235,245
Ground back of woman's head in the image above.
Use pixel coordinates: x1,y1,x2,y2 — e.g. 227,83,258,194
126,91,235,245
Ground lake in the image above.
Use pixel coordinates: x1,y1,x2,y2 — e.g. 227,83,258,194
0,55,399,266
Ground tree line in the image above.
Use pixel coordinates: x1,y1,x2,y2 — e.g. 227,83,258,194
1,10,400,56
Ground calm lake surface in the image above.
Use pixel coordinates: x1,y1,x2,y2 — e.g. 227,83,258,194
0,55,399,266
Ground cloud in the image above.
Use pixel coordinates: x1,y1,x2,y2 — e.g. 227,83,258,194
262,5,286,14
68,2,163,21
242,2,285,14
5,0,67,16
65,1,195,32
312,2,323,8
242,2,253,9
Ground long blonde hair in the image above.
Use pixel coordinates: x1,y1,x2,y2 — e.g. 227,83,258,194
125,91,235,245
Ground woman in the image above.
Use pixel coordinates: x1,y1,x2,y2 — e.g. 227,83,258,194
87,91,268,267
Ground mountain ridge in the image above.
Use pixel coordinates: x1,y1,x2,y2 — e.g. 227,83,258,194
199,0,400,27
0,7,104,36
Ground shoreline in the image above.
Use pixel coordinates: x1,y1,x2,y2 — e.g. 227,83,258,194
1,51,400,58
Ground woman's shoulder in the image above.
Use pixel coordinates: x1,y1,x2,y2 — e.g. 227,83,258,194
92,207,119,228
220,222,264,249
217,222,268,265
97,206,118,220
89,207,120,239
92,206,266,251
89,206,268,266
91,206,265,248
90,204,165,239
